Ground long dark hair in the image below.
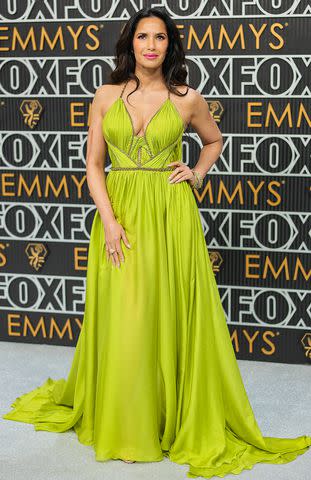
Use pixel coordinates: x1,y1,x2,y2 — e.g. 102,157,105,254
108,8,190,103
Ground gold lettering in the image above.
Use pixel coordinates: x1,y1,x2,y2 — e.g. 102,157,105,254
266,103,293,128
262,331,277,355
269,23,285,50
230,329,240,352
243,329,260,353
67,25,84,50
6,314,83,340
0,243,7,266
247,180,265,205
263,257,290,280
45,175,69,197
71,102,85,126
71,175,86,198
248,102,310,128
297,103,311,127
50,318,73,340
40,26,64,50
74,318,83,330
267,181,282,206
0,26,9,51
85,25,100,50
74,247,88,270
248,24,267,49
293,258,311,281
8,314,21,336
218,24,245,49
248,102,263,127
187,24,214,50
2,173,15,196
18,175,42,197
23,315,47,337
245,255,260,279
12,26,36,50
217,182,243,204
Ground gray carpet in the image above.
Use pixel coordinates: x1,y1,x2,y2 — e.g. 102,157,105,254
1,341,310,480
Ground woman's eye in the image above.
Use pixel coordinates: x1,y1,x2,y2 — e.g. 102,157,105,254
137,34,165,39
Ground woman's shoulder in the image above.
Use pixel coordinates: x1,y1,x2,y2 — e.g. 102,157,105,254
172,84,201,101
171,85,202,111
94,82,126,115
95,82,126,99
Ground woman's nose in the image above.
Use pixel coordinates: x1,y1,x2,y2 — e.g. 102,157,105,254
147,38,155,48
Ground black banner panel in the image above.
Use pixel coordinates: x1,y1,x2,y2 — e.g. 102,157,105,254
0,1,310,364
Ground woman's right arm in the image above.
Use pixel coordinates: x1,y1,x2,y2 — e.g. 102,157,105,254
86,85,130,267
86,85,116,225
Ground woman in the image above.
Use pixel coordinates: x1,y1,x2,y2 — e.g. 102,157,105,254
3,7,310,479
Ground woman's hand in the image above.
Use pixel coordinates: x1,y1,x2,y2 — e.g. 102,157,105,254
102,218,131,268
167,161,195,187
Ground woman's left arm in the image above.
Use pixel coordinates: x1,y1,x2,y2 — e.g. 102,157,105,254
168,89,223,188
188,90,223,178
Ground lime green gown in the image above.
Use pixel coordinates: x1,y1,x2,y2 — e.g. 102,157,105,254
3,84,310,479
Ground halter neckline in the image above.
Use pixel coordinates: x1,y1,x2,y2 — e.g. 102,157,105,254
118,80,171,138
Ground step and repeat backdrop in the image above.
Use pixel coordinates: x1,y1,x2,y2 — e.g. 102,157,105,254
0,1,310,364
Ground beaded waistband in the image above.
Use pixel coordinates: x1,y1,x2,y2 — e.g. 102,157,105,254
110,166,174,172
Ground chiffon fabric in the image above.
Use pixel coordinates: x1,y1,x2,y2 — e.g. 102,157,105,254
3,82,310,478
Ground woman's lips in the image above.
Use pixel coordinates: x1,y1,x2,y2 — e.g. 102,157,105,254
144,54,158,59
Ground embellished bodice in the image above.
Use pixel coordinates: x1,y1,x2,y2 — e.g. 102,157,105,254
101,87,185,171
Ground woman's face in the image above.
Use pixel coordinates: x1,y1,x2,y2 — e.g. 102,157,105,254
132,16,169,70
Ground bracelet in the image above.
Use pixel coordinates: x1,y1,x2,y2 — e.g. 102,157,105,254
190,169,204,190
